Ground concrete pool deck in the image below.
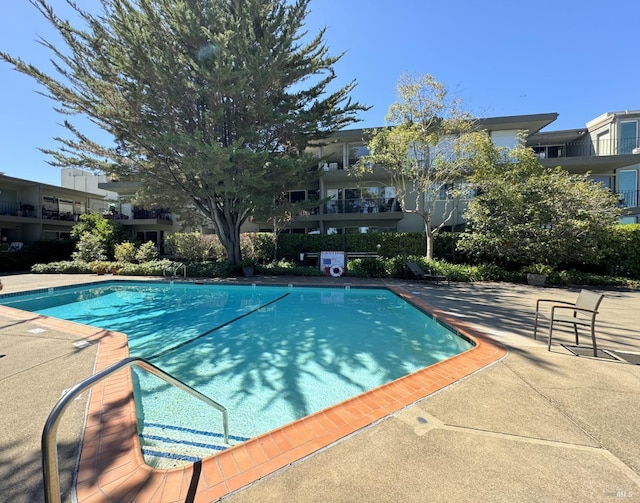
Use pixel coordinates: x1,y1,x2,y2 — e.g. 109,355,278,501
1,273,639,502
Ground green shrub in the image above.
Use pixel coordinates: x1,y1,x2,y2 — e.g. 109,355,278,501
117,259,173,276
70,213,126,260
30,240,75,263
240,233,258,261
135,241,159,263
347,258,387,278
30,260,92,274
522,263,554,275
550,270,633,287
186,261,236,278
259,261,324,277
87,260,112,274
0,248,33,272
599,224,640,279
72,233,107,262
114,241,137,263
165,232,224,262
253,233,279,260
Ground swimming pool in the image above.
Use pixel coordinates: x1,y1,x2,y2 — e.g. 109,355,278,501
0,281,473,467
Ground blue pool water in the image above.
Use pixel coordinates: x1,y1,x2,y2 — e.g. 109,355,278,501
1,281,472,465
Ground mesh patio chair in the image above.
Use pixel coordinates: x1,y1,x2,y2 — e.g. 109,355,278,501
533,290,605,357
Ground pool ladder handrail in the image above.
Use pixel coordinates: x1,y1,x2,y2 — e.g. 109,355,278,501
164,262,186,278
42,356,229,503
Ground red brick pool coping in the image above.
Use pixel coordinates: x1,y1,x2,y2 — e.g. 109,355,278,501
7,283,507,502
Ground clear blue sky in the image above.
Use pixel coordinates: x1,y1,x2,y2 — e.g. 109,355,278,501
2,0,639,186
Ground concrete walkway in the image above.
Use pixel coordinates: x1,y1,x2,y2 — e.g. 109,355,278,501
0,275,106,503
1,274,639,502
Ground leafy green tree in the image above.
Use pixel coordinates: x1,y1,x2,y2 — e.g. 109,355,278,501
1,0,366,264
354,72,479,259
458,135,621,268
71,213,125,259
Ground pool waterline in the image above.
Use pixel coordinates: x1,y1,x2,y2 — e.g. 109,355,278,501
0,280,506,501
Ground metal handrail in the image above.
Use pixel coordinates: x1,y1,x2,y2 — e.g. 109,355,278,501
42,356,229,503
164,262,186,278
175,262,186,277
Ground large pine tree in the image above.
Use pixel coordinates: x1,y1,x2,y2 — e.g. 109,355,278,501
1,0,366,263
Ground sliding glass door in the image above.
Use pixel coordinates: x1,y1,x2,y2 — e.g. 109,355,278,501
619,169,638,207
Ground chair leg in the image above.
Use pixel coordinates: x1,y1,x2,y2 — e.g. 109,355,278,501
573,324,579,345
590,324,598,357
547,321,554,351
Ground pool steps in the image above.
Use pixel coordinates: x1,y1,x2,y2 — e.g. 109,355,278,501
141,421,249,468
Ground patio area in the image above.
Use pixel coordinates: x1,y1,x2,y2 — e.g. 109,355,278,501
1,274,639,502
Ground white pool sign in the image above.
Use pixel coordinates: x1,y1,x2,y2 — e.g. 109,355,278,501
320,251,346,277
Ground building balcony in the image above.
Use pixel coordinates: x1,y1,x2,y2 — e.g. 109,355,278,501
323,197,401,215
103,206,173,225
0,202,85,222
319,164,386,183
618,190,639,210
0,202,39,218
531,137,640,160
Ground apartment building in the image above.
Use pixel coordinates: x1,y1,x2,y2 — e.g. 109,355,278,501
527,110,640,224
4,110,637,251
90,172,179,252
244,110,640,234
0,172,177,250
0,173,112,250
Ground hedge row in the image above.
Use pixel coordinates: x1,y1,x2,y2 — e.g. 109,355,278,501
0,240,75,272
268,225,640,279
27,256,640,289
599,224,640,278
12,224,640,280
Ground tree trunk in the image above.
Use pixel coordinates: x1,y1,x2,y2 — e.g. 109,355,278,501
424,218,434,260
210,205,242,265
273,220,279,261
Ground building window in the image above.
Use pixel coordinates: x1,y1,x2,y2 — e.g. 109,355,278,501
324,186,396,214
342,226,395,234
58,199,75,221
326,189,343,213
595,130,611,156
284,189,320,214
308,189,319,214
532,145,564,159
42,230,71,240
348,144,369,168
136,231,160,250
590,176,611,189
619,121,638,154
436,183,475,200
287,190,306,203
